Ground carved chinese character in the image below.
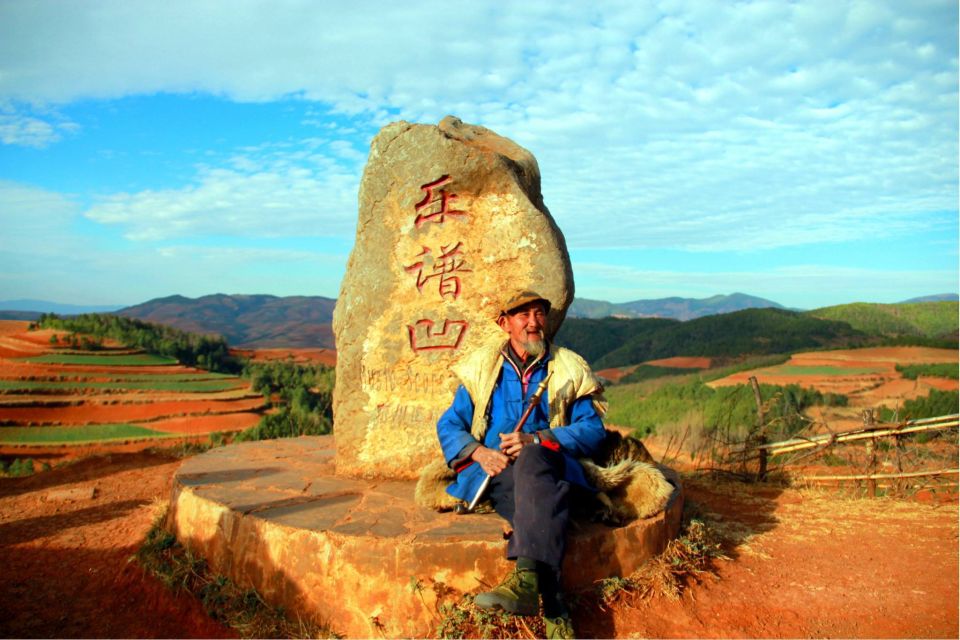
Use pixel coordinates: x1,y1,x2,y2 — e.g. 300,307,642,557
414,175,467,227
404,241,472,300
407,319,468,352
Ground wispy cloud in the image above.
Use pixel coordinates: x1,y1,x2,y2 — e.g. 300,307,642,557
0,1,954,303
0,180,348,303
3,1,951,252
0,107,77,148
84,139,361,241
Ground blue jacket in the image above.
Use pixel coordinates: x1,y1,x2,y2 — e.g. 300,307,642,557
436,348,606,503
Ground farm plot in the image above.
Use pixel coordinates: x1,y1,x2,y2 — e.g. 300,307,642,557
708,346,958,430
0,378,246,393
0,397,266,427
0,321,265,449
23,353,179,366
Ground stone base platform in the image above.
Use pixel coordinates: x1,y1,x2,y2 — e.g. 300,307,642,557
167,436,684,638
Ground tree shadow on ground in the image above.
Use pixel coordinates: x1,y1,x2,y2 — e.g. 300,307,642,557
0,451,177,498
0,499,148,546
0,545,237,639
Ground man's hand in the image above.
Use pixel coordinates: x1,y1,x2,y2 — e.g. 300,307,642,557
471,445,510,476
499,431,535,460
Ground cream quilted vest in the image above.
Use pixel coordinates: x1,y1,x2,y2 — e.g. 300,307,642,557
451,340,607,441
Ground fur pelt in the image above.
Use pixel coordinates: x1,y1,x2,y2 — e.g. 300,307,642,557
414,430,676,525
414,457,461,512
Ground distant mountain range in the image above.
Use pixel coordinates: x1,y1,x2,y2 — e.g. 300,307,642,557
0,299,125,315
568,293,786,320
116,294,337,348
900,294,959,303
1,292,956,349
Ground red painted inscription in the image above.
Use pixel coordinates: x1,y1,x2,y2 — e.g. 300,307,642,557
414,175,467,227
404,241,472,300
406,319,468,352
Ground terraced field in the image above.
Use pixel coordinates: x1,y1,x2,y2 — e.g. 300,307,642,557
708,346,959,430
0,321,265,457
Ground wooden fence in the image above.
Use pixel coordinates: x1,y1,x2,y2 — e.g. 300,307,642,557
753,412,958,495
732,377,958,495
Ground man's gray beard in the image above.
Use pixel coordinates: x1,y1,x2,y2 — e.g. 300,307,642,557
522,338,546,357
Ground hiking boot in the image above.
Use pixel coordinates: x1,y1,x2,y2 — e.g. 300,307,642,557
473,567,539,616
544,614,575,639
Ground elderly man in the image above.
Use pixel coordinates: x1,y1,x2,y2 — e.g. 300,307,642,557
435,291,607,638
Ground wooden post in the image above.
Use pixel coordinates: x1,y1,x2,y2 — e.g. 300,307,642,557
863,409,878,497
749,376,767,481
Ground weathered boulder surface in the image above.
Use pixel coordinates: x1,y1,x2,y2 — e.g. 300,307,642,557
167,437,684,638
333,116,574,479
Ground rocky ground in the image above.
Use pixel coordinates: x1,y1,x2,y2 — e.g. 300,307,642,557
0,447,955,638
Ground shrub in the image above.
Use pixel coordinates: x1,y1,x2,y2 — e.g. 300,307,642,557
37,313,241,373
609,380,846,445
7,458,35,477
902,389,959,420
896,363,959,380
236,360,335,442
235,408,331,442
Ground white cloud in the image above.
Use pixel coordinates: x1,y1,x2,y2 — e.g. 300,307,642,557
0,108,77,148
84,140,361,241
0,180,348,303
0,0,955,256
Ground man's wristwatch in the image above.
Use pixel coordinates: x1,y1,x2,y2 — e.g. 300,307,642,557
532,432,541,446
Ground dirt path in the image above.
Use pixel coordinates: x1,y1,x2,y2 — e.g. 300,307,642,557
577,478,959,638
0,450,956,638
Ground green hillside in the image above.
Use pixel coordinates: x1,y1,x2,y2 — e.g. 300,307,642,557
807,301,958,339
551,317,676,364
555,308,868,370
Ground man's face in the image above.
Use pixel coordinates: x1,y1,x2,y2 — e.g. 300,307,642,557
498,301,547,359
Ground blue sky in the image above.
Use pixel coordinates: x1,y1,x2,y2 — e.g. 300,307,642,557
0,0,956,310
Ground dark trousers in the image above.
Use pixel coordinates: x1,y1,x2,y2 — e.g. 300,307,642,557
488,444,570,569
488,445,570,616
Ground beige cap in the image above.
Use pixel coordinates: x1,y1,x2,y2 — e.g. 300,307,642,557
498,290,552,318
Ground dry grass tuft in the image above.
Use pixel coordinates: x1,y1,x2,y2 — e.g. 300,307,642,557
434,594,546,639
596,518,727,607
135,504,336,639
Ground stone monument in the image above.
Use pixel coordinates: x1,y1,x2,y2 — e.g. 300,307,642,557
167,116,684,637
333,115,574,479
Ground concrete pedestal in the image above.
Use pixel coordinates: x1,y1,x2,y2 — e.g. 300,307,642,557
167,436,683,638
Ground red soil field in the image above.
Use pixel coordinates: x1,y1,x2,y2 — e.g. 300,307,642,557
2,390,258,409
144,412,262,434
709,346,958,407
595,365,639,383
0,397,265,425
0,320,27,335
0,361,191,378
922,376,959,391
233,347,337,367
792,346,957,365
644,356,712,369
0,323,343,447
